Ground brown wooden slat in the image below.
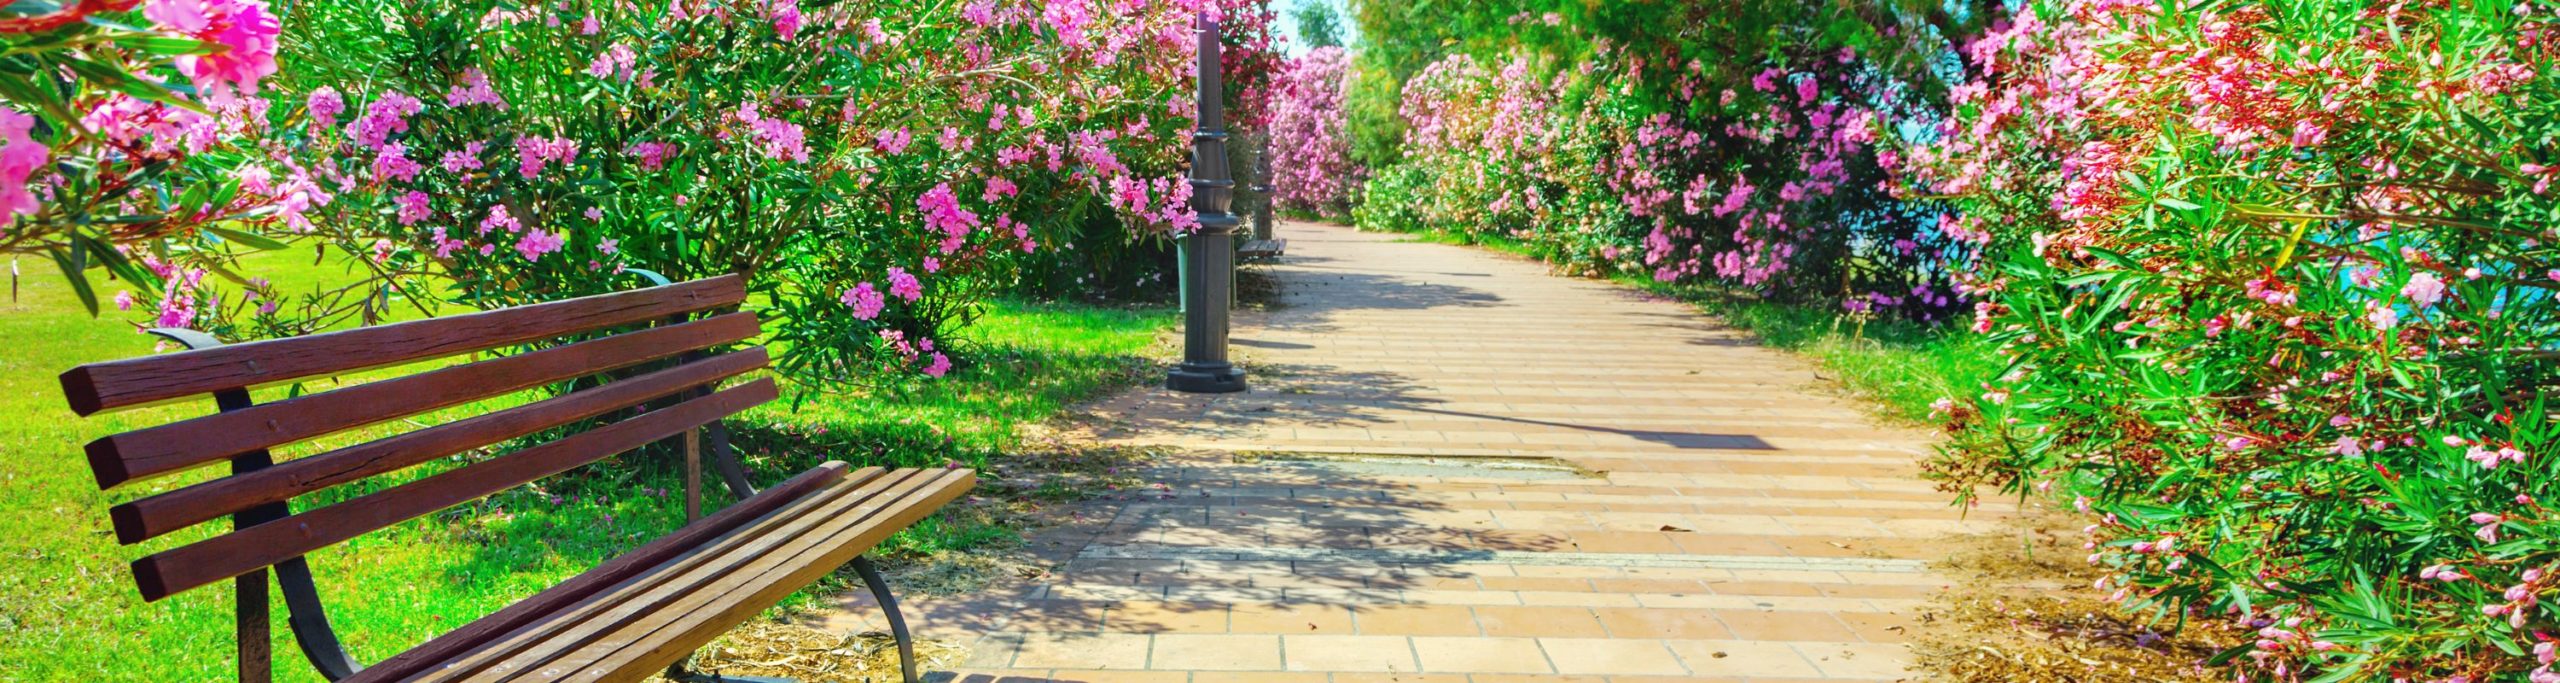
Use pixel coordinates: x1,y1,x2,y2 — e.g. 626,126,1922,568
441,469,973,683
60,275,746,416
555,469,975,681
87,312,763,491
129,379,780,602
110,348,772,544
424,470,942,682
343,463,873,683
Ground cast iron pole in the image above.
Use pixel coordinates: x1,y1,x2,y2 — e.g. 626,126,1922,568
1167,14,1248,394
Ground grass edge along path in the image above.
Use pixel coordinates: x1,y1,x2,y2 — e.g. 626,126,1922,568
0,255,1175,682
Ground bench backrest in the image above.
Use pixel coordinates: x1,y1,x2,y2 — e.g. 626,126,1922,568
61,275,771,602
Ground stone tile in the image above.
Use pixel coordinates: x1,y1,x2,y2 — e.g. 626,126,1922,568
1352,604,1482,636
1105,601,1231,634
1410,636,1553,673
1794,642,1916,678
1149,634,1283,671
1666,640,1823,678
1188,673,1331,683
1836,611,1921,643
1041,670,1190,683
1229,603,1355,634
1009,632,1152,670
1280,635,1419,672
1535,638,1690,676
1593,607,1734,640
1471,606,1609,638
1709,610,1860,642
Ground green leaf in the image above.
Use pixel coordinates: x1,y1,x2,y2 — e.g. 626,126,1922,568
46,248,99,316
205,226,290,250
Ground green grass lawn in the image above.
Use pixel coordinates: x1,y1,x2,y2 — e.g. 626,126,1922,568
0,254,1172,681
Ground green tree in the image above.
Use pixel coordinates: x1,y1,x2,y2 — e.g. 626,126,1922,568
1293,0,1343,49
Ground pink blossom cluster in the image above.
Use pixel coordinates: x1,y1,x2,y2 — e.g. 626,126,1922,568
1266,46,1359,214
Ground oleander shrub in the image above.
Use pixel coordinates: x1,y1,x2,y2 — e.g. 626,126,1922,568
1267,45,1359,218
1905,1,2560,679
11,0,1278,388
0,0,312,330
1350,12,1961,317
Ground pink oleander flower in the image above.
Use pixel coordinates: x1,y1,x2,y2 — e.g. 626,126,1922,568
394,190,432,225
441,140,487,174
147,0,282,95
767,0,802,41
515,135,579,178
589,44,638,81
372,142,423,183
345,91,424,151
514,229,565,261
886,267,923,301
0,107,47,227
842,282,886,320
919,183,981,253
626,141,672,171
924,352,952,378
477,204,521,235
444,68,506,109
306,86,344,127
983,177,1019,202
2402,272,2447,307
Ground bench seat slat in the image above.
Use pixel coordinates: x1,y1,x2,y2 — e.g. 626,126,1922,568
89,312,763,491
110,348,773,544
60,275,746,416
406,467,975,682
131,379,781,602
556,468,974,681
344,463,877,683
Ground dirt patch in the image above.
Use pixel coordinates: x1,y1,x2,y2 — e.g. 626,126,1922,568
1909,505,2239,682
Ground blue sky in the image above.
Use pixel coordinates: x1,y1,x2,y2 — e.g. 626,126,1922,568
1272,0,1359,57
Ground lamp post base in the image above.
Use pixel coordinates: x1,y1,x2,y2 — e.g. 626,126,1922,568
1166,362,1248,394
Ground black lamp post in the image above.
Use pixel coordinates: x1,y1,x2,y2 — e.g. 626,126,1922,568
1167,15,1248,394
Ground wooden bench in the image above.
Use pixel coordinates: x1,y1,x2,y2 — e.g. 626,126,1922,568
1237,238,1287,262
59,274,974,683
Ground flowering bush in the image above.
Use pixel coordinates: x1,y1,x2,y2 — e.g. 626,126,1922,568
3,0,1277,388
0,0,322,330
1353,17,1957,317
1907,1,2560,679
1266,45,1359,217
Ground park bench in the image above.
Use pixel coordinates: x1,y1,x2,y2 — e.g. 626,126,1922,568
58,274,973,683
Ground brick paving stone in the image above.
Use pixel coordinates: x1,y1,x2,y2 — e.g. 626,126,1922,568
1472,606,1610,638
1009,633,1153,670
1410,636,1554,673
810,221,2013,680
1230,603,1357,634
1280,635,1420,672
1353,605,1482,636
1536,638,1690,676
1149,634,1284,671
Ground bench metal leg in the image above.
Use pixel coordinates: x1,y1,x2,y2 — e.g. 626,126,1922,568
664,556,914,683
852,556,919,683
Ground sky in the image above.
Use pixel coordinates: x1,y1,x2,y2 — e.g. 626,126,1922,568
1271,0,1359,57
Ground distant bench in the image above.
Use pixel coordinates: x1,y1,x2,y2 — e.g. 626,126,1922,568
59,274,972,683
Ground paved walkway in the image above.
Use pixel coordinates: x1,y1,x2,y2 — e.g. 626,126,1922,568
827,221,2006,682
